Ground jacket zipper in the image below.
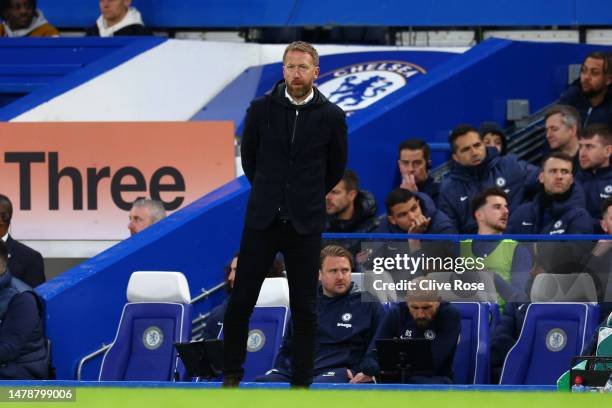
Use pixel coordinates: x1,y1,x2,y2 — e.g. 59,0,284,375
291,110,299,146
584,107,592,127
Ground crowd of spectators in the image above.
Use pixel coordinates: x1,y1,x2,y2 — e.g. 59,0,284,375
0,0,150,37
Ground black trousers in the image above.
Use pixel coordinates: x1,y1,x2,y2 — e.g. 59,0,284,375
223,219,321,386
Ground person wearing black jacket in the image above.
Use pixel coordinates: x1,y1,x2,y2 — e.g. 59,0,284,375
575,123,612,233
326,170,378,234
86,0,151,37
325,169,378,256
558,52,612,128
0,240,47,379
362,276,461,383
223,42,347,388
0,195,44,288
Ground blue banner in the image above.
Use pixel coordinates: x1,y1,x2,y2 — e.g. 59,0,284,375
192,50,458,134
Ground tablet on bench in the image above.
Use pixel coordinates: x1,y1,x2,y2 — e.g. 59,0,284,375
376,338,434,383
174,339,224,381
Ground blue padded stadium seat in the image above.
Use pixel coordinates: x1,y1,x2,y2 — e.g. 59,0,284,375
488,302,500,330
220,278,289,381
451,302,491,384
99,271,193,381
499,302,600,385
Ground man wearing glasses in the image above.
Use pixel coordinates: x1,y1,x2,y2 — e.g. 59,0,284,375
223,41,348,388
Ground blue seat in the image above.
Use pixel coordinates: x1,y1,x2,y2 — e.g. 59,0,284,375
500,302,600,385
451,302,491,384
488,302,500,330
220,278,290,381
99,271,192,381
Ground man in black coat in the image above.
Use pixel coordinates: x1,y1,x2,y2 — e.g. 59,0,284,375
86,0,151,37
0,195,44,288
558,51,612,128
223,41,348,388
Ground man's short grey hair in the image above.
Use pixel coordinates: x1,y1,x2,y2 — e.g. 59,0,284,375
132,199,167,222
545,104,581,132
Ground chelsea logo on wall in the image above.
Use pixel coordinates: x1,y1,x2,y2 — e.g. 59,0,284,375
317,61,426,115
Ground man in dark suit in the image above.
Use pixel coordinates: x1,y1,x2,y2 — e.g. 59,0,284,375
0,195,45,288
223,41,348,388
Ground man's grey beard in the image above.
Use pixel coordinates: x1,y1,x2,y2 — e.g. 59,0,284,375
287,82,313,99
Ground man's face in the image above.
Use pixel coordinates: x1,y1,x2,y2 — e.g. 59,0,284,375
283,50,319,100
545,113,576,151
579,135,611,170
127,206,155,236
100,0,130,22
539,158,574,195
483,133,503,154
325,180,356,216
0,202,9,237
601,207,612,234
398,149,429,184
475,195,509,233
388,197,423,232
452,131,486,167
580,57,611,97
227,257,237,289
3,0,35,30
319,255,352,297
407,301,440,329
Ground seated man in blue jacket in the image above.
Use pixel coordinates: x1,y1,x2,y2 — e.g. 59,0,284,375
367,189,456,274
438,124,540,233
575,123,612,233
255,245,384,383
507,151,593,235
0,240,48,379
362,276,461,383
376,188,456,236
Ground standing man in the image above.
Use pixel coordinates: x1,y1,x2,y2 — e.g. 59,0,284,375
223,41,348,388
0,194,44,288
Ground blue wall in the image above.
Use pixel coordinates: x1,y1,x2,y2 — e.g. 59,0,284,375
36,178,250,379
194,50,457,133
38,0,612,28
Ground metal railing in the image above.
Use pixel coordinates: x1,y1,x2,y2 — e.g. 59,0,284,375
76,343,110,381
